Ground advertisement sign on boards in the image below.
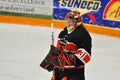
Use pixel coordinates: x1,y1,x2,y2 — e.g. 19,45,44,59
53,0,120,28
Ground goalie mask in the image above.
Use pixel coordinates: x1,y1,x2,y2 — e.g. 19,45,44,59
65,10,82,27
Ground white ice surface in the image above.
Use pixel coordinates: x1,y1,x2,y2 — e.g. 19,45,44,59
0,23,120,80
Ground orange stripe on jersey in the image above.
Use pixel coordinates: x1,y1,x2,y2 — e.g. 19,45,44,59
56,40,65,50
57,40,61,48
65,42,77,51
75,48,91,64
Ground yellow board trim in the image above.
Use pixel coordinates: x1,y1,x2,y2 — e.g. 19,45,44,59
0,15,120,38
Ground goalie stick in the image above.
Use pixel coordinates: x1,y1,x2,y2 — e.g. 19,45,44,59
51,23,55,80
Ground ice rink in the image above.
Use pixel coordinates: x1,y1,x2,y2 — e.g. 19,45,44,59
0,23,120,80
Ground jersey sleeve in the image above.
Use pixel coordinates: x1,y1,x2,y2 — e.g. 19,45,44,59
75,27,92,65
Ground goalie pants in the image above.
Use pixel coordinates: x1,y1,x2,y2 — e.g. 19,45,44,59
54,67,85,80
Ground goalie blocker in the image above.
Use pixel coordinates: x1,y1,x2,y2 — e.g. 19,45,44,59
40,45,58,72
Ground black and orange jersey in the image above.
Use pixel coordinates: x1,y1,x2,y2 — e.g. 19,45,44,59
57,24,92,67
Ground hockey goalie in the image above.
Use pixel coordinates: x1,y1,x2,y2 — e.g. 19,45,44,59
40,10,92,80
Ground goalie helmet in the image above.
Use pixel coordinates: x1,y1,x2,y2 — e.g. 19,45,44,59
65,10,82,25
